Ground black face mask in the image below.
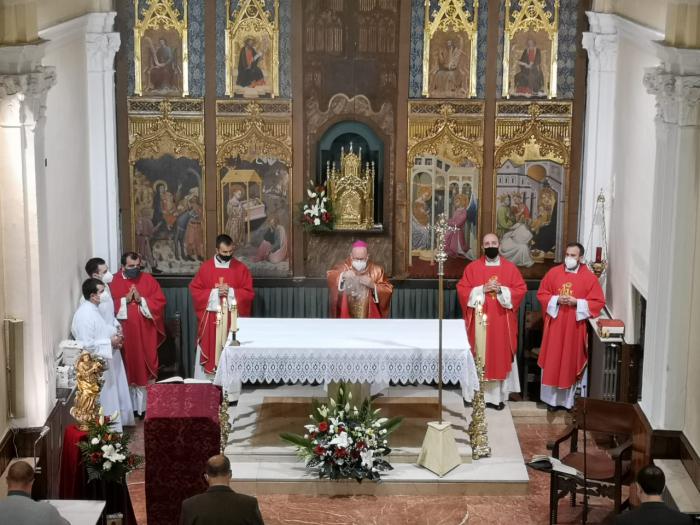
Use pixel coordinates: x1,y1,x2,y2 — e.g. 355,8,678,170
124,267,141,279
484,247,499,259
217,254,232,263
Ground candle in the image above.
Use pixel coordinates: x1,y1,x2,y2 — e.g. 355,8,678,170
595,246,602,263
231,299,238,332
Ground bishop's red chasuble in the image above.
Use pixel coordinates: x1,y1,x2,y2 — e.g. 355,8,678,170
327,259,393,319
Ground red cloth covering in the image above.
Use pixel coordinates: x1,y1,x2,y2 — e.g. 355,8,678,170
456,257,527,381
59,424,87,499
111,271,166,386
537,264,606,388
189,258,254,374
145,384,222,525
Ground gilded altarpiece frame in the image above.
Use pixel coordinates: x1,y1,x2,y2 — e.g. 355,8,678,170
128,99,205,275
493,101,571,278
216,100,292,277
502,0,559,99
225,0,280,98
134,0,189,97
407,101,484,277
422,0,479,98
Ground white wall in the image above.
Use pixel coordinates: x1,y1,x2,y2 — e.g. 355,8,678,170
686,193,700,453
604,20,661,341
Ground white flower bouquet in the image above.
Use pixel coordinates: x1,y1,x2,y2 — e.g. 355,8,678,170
300,180,333,232
280,383,402,482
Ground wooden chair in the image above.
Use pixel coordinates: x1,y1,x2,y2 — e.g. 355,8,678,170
157,311,182,380
547,398,636,525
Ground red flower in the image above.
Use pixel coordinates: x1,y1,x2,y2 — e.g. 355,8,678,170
104,416,111,423
334,448,348,458
355,440,366,450
89,452,103,464
309,432,317,440
104,434,112,442
318,421,329,432
313,445,325,456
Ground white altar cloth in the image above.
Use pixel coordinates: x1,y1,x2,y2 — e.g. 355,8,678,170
214,318,479,400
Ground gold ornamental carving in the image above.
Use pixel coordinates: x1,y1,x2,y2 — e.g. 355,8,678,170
502,0,559,99
422,0,479,98
326,143,375,231
225,0,280,97
71,352,105,431
134,0,189,97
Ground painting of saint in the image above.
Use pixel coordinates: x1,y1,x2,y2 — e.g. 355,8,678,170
219,156,291,277
495,160,565,273
509,31,550,98
141,29,182,96
411,184,432,251
428,32,470,98
132,155,204,274
231,34,273,98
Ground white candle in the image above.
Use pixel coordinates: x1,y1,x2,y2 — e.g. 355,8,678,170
231,299,238,332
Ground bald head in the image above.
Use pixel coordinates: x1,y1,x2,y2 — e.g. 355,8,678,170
7,461,34,492
205,455,231,486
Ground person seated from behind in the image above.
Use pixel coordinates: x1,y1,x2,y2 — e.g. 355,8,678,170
615,464,693,524
179,454,264,525
0,461,69,524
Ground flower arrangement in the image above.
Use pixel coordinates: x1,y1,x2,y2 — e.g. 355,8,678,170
300,179,333,232
280,384,402,482
78,409,143,484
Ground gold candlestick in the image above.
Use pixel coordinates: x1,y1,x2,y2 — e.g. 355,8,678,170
468,301,492,460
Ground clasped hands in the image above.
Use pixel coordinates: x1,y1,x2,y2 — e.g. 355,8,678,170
484,279,501,295
342,270,373,289
216,282,230,297
126,285,141,304
557,295,578,306
110,333,124,349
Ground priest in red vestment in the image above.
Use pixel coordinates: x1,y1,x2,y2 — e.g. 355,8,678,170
190,234,254,379
457,233,527,409
537,242,605,410
327,241,393,319
111,252,166,417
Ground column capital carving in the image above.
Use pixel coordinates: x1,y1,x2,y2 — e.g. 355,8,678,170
85,32,120,73
583,32,618,73
644,66,700,126
0,66,56,126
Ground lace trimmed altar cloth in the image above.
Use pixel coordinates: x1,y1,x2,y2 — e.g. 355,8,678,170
214,318,479,400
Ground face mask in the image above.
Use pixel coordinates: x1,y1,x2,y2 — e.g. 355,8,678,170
217,254,232,263
564,256,579,270
124,267,141,279
352,260,367,272
100,271,113,284
484,247,499,260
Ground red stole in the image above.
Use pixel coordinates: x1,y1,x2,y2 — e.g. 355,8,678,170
537,264,605,388
189,258,254,374
457,257,527,381
110,272,166,386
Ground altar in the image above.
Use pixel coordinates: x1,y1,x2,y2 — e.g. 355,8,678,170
214,318,479,399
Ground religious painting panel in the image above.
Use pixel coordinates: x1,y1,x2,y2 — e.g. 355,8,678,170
225,0,280,98
423,0,478,98
216,100,292,277
494,102,572,279
407,101,484,278
134,0,189,97
502,0,559,99
128,99,206,274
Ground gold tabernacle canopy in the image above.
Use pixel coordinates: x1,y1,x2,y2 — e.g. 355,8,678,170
326,142,375,231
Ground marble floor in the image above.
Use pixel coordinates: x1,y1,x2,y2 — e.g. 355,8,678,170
126,386,619,524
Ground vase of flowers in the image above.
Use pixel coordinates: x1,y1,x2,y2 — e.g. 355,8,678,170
78,409,143,484
299,179,333,232
280,383,402,482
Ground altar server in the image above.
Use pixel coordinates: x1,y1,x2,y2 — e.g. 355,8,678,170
190,234,254,378
327,240,393,319
111,252,166,417
457,233,527,409
71,278,134,431
83,257,117,326
537,242,605,410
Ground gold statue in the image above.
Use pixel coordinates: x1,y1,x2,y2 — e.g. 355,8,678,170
326,142,375,230
71,351,105,430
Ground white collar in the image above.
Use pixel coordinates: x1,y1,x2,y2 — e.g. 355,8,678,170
485,256,501,267
214,257,232,269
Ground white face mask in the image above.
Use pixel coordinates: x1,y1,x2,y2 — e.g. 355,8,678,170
351,260,367,272
564,256,579,270
101,271,113,284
